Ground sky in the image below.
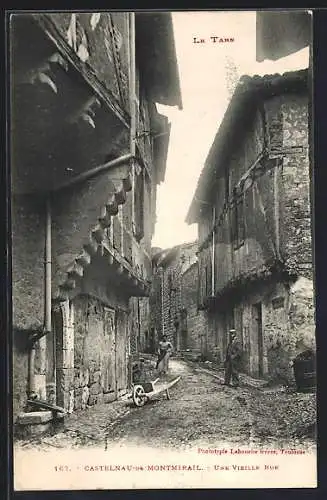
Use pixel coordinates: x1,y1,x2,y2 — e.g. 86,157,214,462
152,11,309,250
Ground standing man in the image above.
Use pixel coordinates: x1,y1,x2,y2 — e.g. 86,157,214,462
224,329,242,387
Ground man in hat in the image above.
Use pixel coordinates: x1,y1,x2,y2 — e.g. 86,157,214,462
224,329,242,387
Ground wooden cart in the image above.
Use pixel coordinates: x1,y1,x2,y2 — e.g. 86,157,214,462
132,376,181,407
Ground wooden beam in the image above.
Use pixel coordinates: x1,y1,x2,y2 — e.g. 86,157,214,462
34,14,130,129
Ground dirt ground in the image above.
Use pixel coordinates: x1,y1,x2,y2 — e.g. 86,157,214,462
14,358,316,452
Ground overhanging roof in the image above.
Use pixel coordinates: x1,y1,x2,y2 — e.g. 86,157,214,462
256,10,311,62
152,240,197,267
186,69,308,224
136,12,182,110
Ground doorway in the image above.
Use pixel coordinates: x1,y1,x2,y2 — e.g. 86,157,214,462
222,310,234,357
252,302,264,377
115,309,128,395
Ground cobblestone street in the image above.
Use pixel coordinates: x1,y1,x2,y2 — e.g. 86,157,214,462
15,358,316,453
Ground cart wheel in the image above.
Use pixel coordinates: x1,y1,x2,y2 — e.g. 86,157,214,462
132,385,147,407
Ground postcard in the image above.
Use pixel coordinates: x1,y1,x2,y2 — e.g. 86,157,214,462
10,9,316,490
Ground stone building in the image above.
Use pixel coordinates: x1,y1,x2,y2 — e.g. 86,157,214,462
186,69,315,382
11,12,181,429
179,262,209,356
150,242,198,351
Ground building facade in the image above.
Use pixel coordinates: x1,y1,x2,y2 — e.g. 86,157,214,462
11,12,181,425
180,262,210,356
186,69,315,382
150,242,198,351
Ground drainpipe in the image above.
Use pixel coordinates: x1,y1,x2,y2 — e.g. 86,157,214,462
129,12,137,230
43,197,52,393
28,197,52,400
211,206,216,296
28,344,37,399
52,154,133,192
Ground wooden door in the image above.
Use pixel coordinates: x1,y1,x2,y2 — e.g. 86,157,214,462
115,309,128,395
103,306,117,397
222,310,234,357
252,303,264,377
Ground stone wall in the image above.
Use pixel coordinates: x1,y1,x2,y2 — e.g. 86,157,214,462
55,299,75,412
12,330,30,419
288,277,315,355
208,276,315,383
138,297,151,352
150,242,198,349
71,256,131,409
148,268,162,348
12,195,45,329
279,95,313,278
12,167,152,419
73,291,130,410
180,263,203,352
196,90,315,381
12,194,46,419
129,296,150,354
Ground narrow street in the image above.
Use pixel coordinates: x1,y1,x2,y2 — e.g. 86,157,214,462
15,358,316,453
11,12,316,491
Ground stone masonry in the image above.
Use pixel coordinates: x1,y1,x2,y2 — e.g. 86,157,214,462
188,72,315,382
150,242,198,351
